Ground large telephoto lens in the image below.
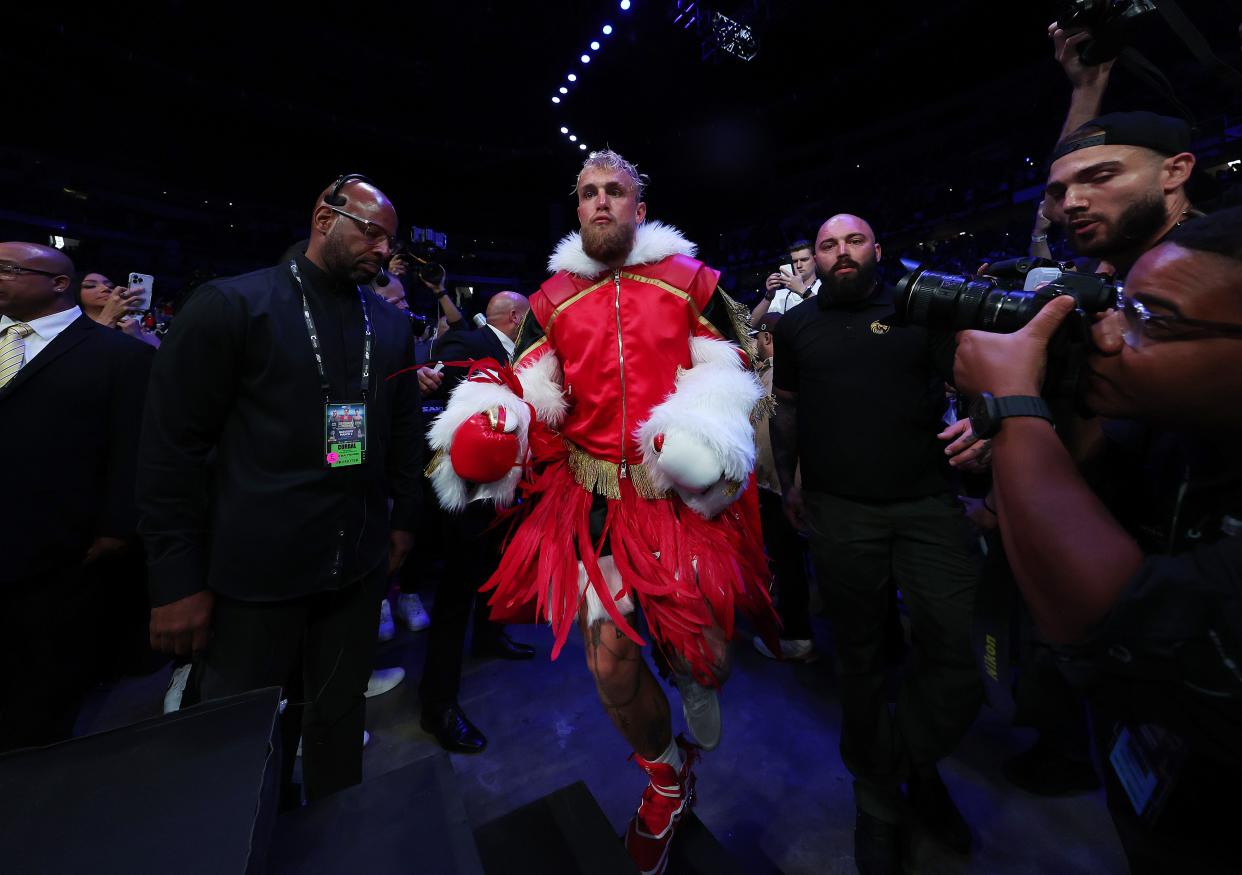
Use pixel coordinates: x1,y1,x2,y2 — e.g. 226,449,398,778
894,268,1045,333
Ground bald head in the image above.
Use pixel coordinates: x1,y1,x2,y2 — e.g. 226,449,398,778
0,241,76,321
306,178,399,286
819,214,876,244
485,291,530,341
813,214,882,302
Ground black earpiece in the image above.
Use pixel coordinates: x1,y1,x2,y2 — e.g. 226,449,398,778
324,173,374,207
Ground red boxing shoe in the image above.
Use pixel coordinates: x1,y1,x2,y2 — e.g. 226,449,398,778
624,736,699,875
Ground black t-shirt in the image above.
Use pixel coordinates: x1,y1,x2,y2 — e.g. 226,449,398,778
771,285,954,501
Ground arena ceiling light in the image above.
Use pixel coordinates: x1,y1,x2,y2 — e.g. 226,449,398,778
550,11,627,152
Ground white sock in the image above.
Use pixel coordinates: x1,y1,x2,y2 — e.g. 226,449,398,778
652,737,683,773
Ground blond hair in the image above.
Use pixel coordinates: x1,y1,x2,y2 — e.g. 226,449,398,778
575,149,648,199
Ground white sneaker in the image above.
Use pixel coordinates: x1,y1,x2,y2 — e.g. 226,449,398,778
672,673,721,752
395,593,431,631
378,599,396,642
365,666,405,698
163,663,192,714
752,636,818,663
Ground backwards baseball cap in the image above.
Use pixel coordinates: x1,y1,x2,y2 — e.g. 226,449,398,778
756,312,782,334
1051,111,1192,163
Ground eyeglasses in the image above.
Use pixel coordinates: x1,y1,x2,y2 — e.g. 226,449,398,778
1120,296,1242,349
327,206,396,251
0,263,64,280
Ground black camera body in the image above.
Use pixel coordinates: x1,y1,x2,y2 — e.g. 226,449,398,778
1056,0,1158,64
892,259,1121,402
392,243,445,286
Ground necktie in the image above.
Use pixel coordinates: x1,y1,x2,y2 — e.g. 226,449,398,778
0,322,34,389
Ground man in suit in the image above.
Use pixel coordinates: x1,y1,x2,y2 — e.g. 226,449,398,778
417,290,536,753
0,242,154,751
138,176,422,803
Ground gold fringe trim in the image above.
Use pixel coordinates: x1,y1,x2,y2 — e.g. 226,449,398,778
719,288,760,366
567,444,622,500
627,461,666,500
713,287,775,428
566,441,668,500
424,448,445,478
751,392,777,426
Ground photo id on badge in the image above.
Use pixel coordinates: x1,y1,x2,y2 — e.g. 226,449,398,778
325,402,367,468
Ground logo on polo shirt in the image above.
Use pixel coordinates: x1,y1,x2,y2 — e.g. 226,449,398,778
870,320,890,335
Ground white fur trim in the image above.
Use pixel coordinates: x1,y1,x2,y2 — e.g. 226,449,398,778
547,220,698,278
575,556,635,626
676,476,748,519
516,352,568,428
636,336,763,519
427,377,530,511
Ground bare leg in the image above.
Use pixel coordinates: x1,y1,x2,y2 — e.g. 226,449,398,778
666,621,732,686
579,605,672,759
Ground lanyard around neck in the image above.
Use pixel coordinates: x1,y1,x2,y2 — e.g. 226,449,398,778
289,260,372,402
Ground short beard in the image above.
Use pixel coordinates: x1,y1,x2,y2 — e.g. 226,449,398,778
322,228,377,286
1069,194,1168,258
817,260,878,303
581,221,636,266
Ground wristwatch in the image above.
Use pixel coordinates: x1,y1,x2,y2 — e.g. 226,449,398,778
968,392,1053,439
435,289,449,298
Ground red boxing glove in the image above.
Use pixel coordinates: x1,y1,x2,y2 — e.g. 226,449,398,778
450,407,520,484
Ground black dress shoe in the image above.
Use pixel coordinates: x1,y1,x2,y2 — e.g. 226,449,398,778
854,807,901,875
420,703,488,754
908,765,972,854
472,630,536,660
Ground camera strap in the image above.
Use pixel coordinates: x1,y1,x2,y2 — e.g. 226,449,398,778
1109,0,1242,128
1152,0,1242,97
1115,47,1195,126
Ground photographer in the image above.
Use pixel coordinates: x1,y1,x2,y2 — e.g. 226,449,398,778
946,110,1202,793
389,251,465,331
953,207,1242,874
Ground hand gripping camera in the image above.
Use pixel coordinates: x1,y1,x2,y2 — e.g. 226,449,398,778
891,257,1122,405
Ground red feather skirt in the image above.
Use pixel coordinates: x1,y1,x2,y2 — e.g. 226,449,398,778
481,459,781,686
